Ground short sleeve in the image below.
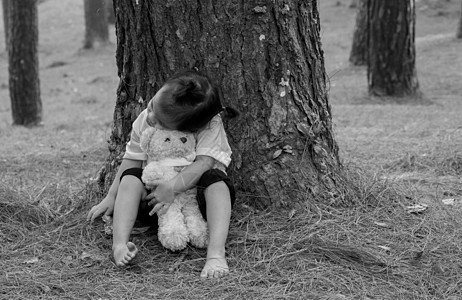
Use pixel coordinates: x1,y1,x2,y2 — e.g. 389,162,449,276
123,110,149,161
195,115,232,167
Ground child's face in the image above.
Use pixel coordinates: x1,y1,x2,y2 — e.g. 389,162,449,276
146,85,178,130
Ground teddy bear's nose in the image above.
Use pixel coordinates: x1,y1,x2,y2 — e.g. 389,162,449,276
180,137,187,144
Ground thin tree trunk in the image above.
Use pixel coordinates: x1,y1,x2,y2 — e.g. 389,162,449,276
2,0,8,47
349,0,367,65
350,0,359,9
104,0,115,24
457,0,462,38
367,0,420,97
83,0,109,49
8,0,42,126
98,0,353,208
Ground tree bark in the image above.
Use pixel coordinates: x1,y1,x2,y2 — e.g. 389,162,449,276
2,0,9,47
83,0,109,49
98,0,352,209
457,0,462,38
8,0,42,126
349,0,367,66
367,0,420,97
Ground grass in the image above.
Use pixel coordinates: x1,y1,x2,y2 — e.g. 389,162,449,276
1,0,462,299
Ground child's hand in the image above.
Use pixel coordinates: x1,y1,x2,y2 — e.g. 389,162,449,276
87,195,115,223
146,181,175,216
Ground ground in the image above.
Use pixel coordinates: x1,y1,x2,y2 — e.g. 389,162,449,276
0,0,117,194
1,0,462,299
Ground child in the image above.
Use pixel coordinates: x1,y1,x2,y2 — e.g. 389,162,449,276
87,70,238,278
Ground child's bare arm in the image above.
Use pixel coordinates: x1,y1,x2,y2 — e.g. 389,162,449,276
146,155,215,215
87,158,143,222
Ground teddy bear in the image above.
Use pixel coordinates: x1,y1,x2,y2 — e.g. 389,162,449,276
139,125,208,252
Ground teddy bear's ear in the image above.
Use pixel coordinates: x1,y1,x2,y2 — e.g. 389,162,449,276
140,127,156,152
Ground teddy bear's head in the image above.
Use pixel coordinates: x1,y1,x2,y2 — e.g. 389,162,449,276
140,126,196,163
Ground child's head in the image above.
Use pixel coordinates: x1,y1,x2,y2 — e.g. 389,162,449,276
148,70,227,132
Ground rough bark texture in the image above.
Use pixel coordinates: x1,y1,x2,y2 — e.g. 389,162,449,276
83,0,109,49
349,0,367,66
2,0,8,46
457,0,462,38
8,0,42,126
98,0,351,209
367,0,420,97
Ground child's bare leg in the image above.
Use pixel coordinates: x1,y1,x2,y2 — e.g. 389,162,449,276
200,181,231,278
112,175,145,266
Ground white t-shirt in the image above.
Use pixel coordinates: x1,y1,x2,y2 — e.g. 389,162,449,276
123,109,232,171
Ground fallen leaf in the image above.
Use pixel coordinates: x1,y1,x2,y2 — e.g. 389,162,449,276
377,245,391,251
283,145,293,154
288,209,296,219
102,215,112,223
406,204,428,214
23,257,39,264
374,221,389,228
272,149,282,159
441,198,456,205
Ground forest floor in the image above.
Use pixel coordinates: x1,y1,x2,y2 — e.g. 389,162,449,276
1,0,462,299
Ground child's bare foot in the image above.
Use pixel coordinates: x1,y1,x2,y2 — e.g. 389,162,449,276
112,242,138,266
200,257,229,278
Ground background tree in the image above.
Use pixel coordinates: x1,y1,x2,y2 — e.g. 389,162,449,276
350,0,359,9
104,0,115,25
83,0,109,49
457,0,462,38
367,0,420,97
349,0,367,65
2,0,8,47
97,0,353,208
8,0,42,126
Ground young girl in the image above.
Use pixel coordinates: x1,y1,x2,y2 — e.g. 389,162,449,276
87,70,238,278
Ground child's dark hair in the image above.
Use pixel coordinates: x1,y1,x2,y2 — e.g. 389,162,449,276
159,70,239,132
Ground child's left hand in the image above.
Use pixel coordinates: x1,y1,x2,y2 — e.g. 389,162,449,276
146,181,175,215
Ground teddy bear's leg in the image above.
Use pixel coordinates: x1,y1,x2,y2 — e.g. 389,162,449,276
182,195,208,249
157,199,189,251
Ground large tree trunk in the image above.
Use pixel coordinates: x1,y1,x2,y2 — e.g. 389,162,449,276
349,0,367,66
83,0,109,49
457,0,462,38
367,0,420,97
2,0,8,47
8,0,42,126
98,0,351,209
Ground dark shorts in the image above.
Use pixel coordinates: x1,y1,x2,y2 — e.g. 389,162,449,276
120,168,236,227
